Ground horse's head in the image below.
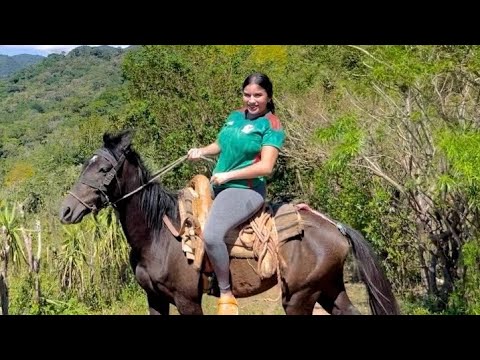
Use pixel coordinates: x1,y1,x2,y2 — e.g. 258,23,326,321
59,130,133,224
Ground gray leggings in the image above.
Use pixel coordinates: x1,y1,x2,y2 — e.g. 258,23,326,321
203,187,265,291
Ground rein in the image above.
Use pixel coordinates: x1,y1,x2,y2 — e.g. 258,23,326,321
112,155,188,205
114,154,214,237
113,154,215,205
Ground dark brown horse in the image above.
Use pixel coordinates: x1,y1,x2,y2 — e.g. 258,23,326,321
59,131,400,315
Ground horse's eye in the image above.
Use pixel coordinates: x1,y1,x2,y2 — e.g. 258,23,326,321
99,167,110,173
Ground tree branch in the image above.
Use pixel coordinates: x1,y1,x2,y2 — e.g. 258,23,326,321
356,155,406,194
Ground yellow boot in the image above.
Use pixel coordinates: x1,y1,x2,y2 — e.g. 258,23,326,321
217,296,239,315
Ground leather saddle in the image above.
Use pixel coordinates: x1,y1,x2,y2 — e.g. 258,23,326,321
176,175,304,281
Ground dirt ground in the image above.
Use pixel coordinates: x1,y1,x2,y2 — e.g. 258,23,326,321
197,280,370,315
168,258,371,315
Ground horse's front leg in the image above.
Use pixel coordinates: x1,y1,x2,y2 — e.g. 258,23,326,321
134,264,169,315
147,292,170,315
174,295,203,315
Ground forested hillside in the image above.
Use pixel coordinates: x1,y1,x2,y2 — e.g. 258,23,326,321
0,54,44,78
1,45,480,315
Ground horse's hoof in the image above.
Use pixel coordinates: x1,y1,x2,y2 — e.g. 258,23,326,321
217,296,239,315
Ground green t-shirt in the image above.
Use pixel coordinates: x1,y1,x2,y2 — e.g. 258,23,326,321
213,109,285,191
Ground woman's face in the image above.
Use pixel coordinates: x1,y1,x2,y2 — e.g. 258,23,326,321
243,83,270,117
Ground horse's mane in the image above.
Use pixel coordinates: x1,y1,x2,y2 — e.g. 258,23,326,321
124,148,179,235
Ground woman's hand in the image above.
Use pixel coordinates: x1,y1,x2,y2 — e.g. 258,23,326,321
188,142,221,161
210,172,231,185
187,148,203,161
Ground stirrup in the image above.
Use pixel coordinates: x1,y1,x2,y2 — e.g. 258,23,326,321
217,296,239,315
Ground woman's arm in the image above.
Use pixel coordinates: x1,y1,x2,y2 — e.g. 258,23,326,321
210,146,279,185
188,142,221,160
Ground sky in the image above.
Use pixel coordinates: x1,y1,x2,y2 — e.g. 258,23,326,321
0,45,130,57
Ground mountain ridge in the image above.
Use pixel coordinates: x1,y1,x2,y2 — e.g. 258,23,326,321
0,54,44,78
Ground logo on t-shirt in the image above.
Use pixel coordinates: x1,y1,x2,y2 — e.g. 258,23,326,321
241,124,254,134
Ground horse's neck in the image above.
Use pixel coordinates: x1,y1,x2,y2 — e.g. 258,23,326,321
116,159,178,250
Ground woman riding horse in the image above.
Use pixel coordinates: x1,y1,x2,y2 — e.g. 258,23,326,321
59,128,400,315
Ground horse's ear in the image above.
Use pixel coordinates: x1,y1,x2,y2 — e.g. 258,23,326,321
102,129,134,150
119,130,133,150
103,132,112,146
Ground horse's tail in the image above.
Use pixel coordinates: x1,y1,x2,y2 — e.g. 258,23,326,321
295,204,400,315
340,224,400,315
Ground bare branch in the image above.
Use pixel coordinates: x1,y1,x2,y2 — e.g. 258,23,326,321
372,83,406,115
356,156,406,194
347,45,394,70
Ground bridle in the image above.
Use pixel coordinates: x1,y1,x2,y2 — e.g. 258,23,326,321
68,148,127,213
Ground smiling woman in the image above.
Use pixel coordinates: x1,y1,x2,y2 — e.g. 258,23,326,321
186,72,286,314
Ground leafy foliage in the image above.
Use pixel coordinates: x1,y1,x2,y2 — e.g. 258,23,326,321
4,45,480,314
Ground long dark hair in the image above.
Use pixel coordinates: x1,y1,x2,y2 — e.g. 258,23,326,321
242,73,275,114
